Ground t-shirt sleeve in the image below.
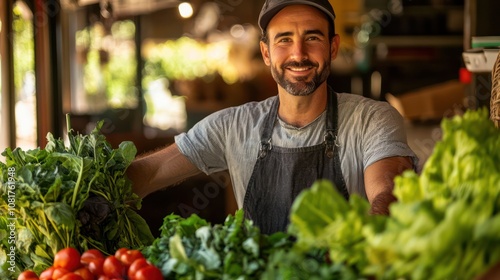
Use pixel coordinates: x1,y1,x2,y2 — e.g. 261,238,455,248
362,103,419,170
174,109,232,175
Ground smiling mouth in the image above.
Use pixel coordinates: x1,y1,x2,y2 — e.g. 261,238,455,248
287,66,313,72
283,60,317,74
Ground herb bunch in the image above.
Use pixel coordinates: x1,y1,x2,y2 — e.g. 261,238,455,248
0,116,154,278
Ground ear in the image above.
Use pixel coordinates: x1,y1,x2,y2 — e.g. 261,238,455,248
260,41,271,66
330,34,340,60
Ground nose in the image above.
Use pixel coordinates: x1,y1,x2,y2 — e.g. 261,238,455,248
290,40,308,61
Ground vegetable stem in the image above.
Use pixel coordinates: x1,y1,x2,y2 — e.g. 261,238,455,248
71,158,84,209
44,210,67,248
66,114,71,136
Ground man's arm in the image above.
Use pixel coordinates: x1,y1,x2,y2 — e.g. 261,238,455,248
364,156,414,215
126,143,202,198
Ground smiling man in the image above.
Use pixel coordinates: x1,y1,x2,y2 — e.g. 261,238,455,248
127,0,418,234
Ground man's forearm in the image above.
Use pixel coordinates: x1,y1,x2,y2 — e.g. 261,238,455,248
364,156,413,215
369,190,397,215
126,143,201,198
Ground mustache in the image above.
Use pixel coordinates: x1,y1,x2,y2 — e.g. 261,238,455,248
282,60,318,68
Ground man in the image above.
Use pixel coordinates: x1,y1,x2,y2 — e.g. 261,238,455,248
127,0,417,234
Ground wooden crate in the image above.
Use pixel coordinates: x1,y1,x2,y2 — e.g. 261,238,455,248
386,80,466,121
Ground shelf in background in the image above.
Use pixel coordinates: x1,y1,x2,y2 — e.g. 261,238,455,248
370,35,463,47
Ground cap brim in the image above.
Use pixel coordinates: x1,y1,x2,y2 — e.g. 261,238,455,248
259,1,335,31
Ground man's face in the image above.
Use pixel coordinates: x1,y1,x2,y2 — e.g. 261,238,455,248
260,5,339,96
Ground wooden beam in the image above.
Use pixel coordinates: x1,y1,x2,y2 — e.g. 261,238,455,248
0,0,16,150
34,0,62,147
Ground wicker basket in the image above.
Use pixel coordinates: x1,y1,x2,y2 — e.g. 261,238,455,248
492,51,500,128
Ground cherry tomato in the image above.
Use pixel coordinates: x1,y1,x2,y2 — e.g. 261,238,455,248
87,258,105,276
39,266,55,280
127,258,149,280
58,272,84,280
134,265,163,280
115,248,144,268
96,276,110,280
74,267,94,280
52,267,71,279
103,256,125,278
81,249,104,265
17,270,39,280
113,248,128,260
54,247,81,271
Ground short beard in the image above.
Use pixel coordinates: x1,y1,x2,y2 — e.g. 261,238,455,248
271,59,331,96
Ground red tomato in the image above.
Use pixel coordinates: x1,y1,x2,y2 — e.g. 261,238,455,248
54,247,82,271
134,265,163,280
103,256,125,278
127,258,149,280
96,276,110,280
58,272,84,280
81,249,104,265
52,267,71,279
74,267,95,280
17,270,39,280
87,258,105,276
113,248,128,260
116,249,144,268
39,266,56,280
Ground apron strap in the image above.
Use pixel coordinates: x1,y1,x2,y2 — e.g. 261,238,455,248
259,90,339,159
324,88,339,158
259,97,279,159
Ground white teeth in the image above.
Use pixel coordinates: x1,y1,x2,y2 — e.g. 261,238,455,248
289,67,309,71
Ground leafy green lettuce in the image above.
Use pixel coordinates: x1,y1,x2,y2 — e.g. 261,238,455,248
364,108,500,280
288,180,386,276
287,108,500,280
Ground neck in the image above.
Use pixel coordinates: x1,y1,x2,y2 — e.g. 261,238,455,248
277,83,328,127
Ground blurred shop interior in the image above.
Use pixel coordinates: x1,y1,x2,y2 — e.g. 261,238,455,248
1,0,499,235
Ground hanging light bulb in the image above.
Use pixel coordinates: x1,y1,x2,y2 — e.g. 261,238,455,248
178,2,193,18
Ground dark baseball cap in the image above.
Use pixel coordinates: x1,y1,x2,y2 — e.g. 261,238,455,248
258,0,336,32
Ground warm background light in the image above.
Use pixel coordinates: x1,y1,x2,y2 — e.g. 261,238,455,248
178,2,193,18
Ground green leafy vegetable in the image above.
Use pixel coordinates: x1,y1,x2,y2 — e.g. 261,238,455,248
364,108,500,280
144,208,363,280
286,108,500,280
261,248,359,280
288,180,386,276
0,115,154,278
143,210,297,279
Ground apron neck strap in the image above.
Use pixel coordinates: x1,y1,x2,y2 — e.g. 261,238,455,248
259,89,339,159
259,96,279,158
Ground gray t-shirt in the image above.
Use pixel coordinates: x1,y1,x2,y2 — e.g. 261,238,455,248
175,93,417,208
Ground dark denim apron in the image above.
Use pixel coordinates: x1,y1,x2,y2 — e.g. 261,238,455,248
243,90,349,234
